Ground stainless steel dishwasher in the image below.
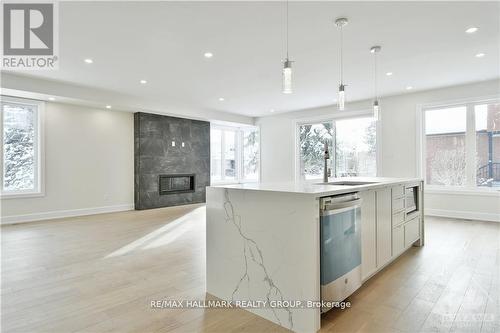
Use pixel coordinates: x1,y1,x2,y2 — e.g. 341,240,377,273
320,192,362,312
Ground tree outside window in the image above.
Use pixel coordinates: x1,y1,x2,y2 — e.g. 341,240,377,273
1,97,42,196
298,117,377,180
424,101,500,188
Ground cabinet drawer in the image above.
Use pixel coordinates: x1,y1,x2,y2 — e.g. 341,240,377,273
392,210,405,227
404,217,420,247
392,185,405,199
392,224,405,256
392,197,405,213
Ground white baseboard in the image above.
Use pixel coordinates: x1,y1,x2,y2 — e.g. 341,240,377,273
1,204,134,225
426,209,500,223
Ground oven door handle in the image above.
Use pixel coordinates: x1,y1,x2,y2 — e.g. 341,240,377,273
322,198,362,212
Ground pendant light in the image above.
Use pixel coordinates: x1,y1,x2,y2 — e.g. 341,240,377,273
335,17,348,110
282,0,293,94
370,46,381,120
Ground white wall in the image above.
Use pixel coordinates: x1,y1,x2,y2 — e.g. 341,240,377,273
424,191,500,222
1,102,134,223
256,79,500,222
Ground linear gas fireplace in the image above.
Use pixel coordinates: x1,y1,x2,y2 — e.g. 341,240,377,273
159,174,195,195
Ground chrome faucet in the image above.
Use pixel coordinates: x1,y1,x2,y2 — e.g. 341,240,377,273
323,142,330,183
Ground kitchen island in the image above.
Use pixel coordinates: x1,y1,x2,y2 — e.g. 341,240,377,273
206,177,423,333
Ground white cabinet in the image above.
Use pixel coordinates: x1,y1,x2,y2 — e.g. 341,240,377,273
376,187,393,268
392,210,405,227
359,184,421,282
359,190,376,280
405,216,420,247
392,197,405,213
391,185,405,198
392,223,405,256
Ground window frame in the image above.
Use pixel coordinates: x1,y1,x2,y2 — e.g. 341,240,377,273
210,123,260,185
416,95,500,194
0,96,45,199
294,109,380,182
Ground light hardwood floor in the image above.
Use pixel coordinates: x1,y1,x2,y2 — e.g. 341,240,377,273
1,205,499,333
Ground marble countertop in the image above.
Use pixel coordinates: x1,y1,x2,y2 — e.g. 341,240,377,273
210,177,422,198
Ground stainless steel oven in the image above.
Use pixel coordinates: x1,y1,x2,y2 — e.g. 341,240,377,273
320,193,362,313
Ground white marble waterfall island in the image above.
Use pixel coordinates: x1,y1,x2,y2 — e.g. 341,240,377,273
206,177,424,333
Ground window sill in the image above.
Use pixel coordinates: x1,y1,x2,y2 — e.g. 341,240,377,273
0,191,45,199
425,186,500,197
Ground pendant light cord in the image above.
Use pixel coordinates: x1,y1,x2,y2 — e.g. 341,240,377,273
374,52,378,100
286,0,289,59
339,25,343,84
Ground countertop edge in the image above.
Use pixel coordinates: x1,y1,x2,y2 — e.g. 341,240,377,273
208,178,423,198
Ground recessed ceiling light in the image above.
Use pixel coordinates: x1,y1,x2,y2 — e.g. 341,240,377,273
105,105,112,109
48,97,55,101
475,53,485,58
270,109,275,113
140,79,147,84
386,72,393,76
406,86,413,90
84,58,93,64
218,97,225,101
465,27,478,34
204,52,213,58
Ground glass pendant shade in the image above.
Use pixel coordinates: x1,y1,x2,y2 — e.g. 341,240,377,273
373,100,380,120
338,84,345,110
282,59,292,94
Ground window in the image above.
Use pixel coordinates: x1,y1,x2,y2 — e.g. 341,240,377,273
425,106,467,186
210,128,222,182
210,125,260,183
1,96,44,197
475,103,500,187
335,117,377,177
422,99,500,189
297,116,377,180
298,122,333,180
221,129,236,181
242,128,260,181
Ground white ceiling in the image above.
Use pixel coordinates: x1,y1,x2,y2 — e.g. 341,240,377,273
4,1,500,117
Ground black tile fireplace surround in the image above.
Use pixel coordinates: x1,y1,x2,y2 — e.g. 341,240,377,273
134,112,210,210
